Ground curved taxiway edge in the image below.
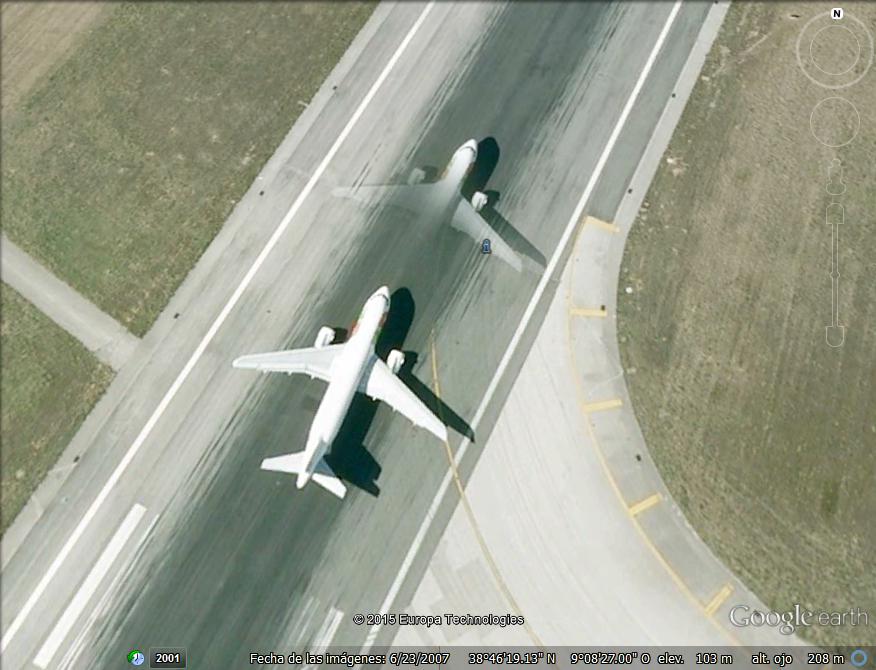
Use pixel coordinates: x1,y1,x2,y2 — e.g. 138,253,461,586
393,2,803,647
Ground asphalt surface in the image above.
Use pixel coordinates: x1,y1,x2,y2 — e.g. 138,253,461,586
1,2,715,667
395,3,801,645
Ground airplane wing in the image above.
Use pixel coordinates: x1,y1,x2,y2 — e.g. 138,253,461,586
332,184,432,214
450,199,523,272
360,357,448,442
335,181,523,272
232,345,342,382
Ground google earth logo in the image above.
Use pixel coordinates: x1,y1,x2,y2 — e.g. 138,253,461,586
127,649,145,666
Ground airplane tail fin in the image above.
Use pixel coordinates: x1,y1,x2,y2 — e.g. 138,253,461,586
260,453,347,499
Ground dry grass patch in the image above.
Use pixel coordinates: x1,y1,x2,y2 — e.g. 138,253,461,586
1,283,113,533
618,2,875,646
2,2,374,336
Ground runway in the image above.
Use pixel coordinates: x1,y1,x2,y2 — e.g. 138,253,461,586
1,3,715,667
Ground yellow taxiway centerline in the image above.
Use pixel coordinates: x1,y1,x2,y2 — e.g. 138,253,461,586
430,334,544,648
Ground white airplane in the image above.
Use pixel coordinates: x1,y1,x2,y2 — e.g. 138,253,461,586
232,286,447,498
334,139,523,272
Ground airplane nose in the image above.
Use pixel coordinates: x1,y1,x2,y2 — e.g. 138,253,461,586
463,139,479,156
376,286,390,300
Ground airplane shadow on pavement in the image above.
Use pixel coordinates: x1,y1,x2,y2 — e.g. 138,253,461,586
325,288,473,498
463,137,547,270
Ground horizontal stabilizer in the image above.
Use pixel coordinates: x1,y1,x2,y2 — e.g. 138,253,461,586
261,453,347,498
313,459,347,499
261,452,306,474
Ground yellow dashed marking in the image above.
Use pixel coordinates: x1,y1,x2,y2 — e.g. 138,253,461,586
564,219,742,644
705,584,734,616
583,215,620,233
570,306,608,318
628,492,662,516
581,397,623,413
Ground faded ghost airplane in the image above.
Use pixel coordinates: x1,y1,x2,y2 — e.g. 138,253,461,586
233,287,446,498
334,139,524,272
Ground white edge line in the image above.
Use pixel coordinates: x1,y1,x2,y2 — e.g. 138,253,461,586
364,0,684,649
33,504,148,669
1,1,436,652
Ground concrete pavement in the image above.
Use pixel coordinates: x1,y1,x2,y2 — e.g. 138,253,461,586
0,3,786,668
1,233,139,371
394,1,803,647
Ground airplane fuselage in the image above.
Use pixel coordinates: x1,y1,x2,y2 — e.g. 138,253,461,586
297,286,390,488
427,140,478,223
291,142,481,489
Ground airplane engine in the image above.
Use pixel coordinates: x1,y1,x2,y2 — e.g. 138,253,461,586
471,191,488,212
387,349,405,375
407,168,426,185
314,326,335,349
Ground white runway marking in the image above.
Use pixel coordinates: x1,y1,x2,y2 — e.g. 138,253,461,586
56,513,159,670
364,0,684,649
292,596,319,648
33,504,147,669
312,606,345,653
1,2,436,653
